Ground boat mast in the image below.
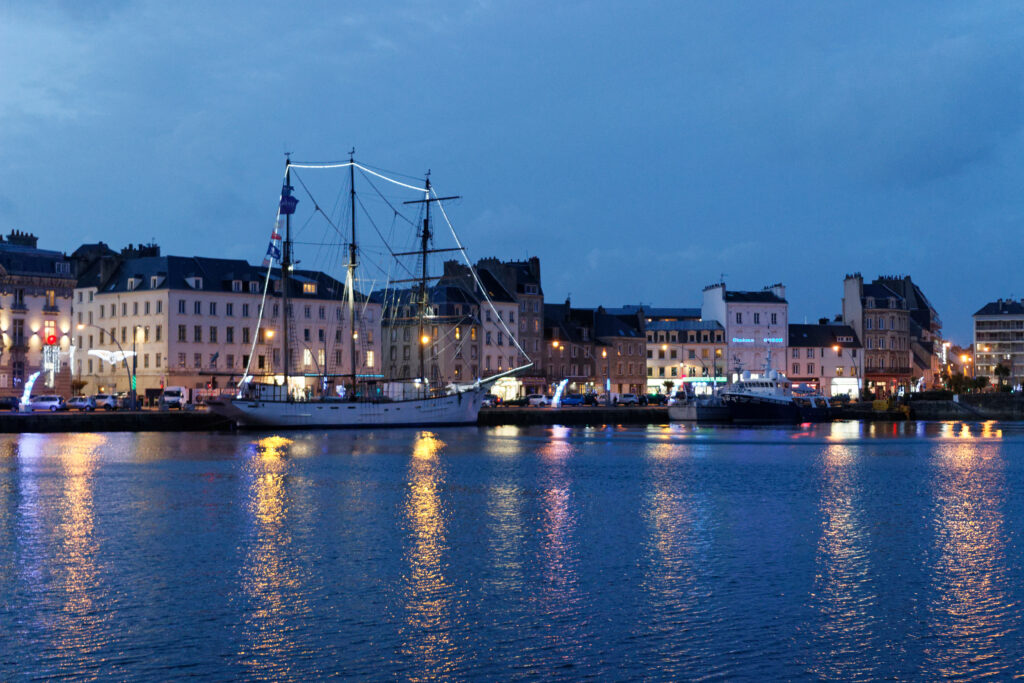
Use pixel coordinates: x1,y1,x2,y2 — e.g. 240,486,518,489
418,176,431,390
282,158,292,399
348,149,358,393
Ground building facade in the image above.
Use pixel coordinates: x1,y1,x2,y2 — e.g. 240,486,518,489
702,282,789,379
787,321,863,398
0,231,75,397
842,274,912,397
973,299,1024,388
74,248,380,400
644,320,726,394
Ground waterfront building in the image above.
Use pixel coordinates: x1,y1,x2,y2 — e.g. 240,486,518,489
73,245,380,400
842,274,912,397
787,321,863,398
644,320,726,394
543,302,646,397
472,257,546,395
0,231,75,397
972,299,1024,387
701,282,789,379
379,259,528,397
872,275,943,388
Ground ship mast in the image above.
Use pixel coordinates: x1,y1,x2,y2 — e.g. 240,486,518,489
403,175,459,396
348,149,358,394
282,158,293,399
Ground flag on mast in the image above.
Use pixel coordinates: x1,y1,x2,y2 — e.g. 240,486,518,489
262,183,298,266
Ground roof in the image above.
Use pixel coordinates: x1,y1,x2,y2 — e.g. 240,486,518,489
861,283,906,308
974,300,1024,316
788,323,861,348
606,305,702,320
78,254,360,301
0,241,73,280
646,320,723,332
724,290,787,304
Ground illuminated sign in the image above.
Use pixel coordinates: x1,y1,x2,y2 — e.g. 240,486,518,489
763,337,784,343
732,337,754,343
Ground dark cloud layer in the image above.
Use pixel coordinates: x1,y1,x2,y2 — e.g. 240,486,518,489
2,0,1022,341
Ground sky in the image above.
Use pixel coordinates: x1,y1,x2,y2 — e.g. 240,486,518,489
2,0,1023,343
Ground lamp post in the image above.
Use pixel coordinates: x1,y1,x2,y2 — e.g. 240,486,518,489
131,325,143,410
77,323,134,399
602,347,609,406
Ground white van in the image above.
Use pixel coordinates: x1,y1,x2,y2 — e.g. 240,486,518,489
161,386,189,409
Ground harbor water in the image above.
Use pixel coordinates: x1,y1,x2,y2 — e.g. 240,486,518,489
1,422,1023,679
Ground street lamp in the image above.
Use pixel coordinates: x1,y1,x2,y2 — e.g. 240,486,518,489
601,347,610,406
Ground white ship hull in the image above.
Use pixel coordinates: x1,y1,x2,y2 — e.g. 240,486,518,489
208,388,486,429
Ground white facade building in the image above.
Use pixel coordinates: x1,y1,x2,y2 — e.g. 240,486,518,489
74,253,380,401
702,283,789,379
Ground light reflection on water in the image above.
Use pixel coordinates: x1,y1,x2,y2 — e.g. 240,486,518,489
923,441,1016,679
2,424,1024,679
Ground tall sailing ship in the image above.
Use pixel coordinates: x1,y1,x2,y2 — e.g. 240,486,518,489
208,154,530,428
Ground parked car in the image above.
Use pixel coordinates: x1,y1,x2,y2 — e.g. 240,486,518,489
526,393,550,407
117,393,140,410
645,393,668,406
94,394,117,410
67,395,97,412
615,393,640,406
0,396,21,411
560,393,585,406
25,395,66,412
583,392,599,406
481,394,499,408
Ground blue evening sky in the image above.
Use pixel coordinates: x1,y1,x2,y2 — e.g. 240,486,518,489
2,1,1023,342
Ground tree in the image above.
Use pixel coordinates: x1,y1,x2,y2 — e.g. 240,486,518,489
663,380,675,395
994,363,1010,389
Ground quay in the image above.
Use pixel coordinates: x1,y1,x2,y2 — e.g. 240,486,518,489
2,394,1022,433
0,410,231,434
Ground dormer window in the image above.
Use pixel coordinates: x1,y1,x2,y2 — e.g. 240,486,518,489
250,281,259,293
865,297,875,308
150,276,158,289
127,278,138,291
186,276,203,289
302,282,317,295
232,280,242,292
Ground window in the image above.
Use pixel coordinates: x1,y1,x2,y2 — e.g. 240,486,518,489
194,325,202,343
156,325,162,342
242,304,250,317
807,362,815,374
178,325,187,342
807,348,814,358
226,303,233,316
878,317,885,330
193,301,201,315
865,318,873,330
319,306,325,320
155,354,161,368
209,326,217,343
209,302,216,315
793,363,800,374
232,280,242,293
303,282,316,294
179,300,186,314
209,354,218,368
227,354,234,368
194,353,201,368
304,328,311,342
178,353,186,368
318,329,325,342
366,350,374,368
304,305,311,319
157,301,162,314
770,313,777,325
242,328,250,344
736,312,742,324
753,313,760,324
792,348,799,358
226,327,234,343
